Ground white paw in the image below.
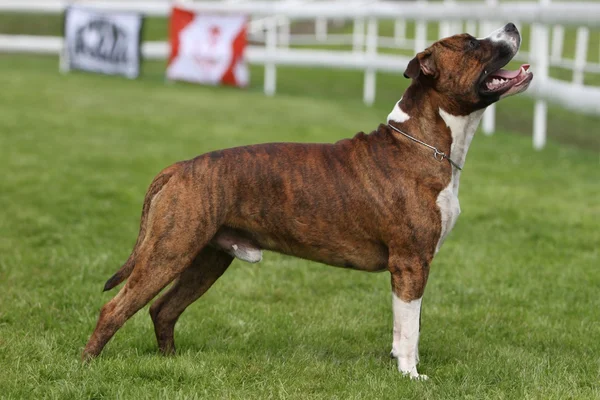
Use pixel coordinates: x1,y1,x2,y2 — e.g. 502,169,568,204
399,366,428,381
410,373,428,381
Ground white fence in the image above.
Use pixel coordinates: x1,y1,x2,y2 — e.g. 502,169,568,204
1,0,599,149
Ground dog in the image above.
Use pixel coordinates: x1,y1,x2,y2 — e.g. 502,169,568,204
83,23,533,380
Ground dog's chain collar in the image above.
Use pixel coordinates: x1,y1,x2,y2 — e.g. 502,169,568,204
387,124,463,171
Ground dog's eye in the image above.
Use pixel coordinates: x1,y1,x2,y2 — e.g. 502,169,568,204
469,39,479,49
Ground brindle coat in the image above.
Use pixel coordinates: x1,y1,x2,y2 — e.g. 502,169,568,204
83,26,531,375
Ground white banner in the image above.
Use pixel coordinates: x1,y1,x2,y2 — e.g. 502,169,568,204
63,6,143,78
167,7,249,87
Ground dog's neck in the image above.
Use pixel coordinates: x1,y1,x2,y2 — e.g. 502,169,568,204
387,84,484,193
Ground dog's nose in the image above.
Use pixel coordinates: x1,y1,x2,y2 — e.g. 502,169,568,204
504,23,517,33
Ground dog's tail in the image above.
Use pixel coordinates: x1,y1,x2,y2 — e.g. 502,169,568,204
103,166,178,292
103,255,135,292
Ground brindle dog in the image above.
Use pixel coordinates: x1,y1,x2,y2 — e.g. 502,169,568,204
83,23,532,379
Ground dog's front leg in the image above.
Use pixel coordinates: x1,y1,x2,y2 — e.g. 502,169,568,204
389,255,429,380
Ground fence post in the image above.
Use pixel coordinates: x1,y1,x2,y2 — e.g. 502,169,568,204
532,22,550,150
363,17,378,106
439,0,452,39
550,25,564,62
414,21,427,53
440,0,462,38
543,0,565,65
482,104,495,135
278,16,290,48
394,19,406,46
264,18,277,96
465,20,477,36
573,27,589,85
480,0,498,136
447,0,462,35
353,17,365,53
414,0,427,53
316,17,327,42
59,42,69,74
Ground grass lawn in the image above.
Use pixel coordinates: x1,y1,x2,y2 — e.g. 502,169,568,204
0,53,599,399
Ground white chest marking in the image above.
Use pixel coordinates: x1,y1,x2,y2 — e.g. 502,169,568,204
387,98,410,123
435,108,484,252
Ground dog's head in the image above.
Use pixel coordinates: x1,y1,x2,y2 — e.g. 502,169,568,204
404,23,533,113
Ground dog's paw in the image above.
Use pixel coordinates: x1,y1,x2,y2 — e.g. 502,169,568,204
399,366,428,381
409,373,428,381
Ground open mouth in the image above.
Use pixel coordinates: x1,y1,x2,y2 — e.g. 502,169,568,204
481,64,533,95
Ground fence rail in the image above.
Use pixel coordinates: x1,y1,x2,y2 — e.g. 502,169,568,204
2,1,600,26
1,0,599,149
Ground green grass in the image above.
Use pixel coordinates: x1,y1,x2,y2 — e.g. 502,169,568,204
0,54,599,399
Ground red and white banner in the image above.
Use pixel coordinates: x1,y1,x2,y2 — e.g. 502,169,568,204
167,7,248,87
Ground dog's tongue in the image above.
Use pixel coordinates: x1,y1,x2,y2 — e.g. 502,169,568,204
489,64,529,79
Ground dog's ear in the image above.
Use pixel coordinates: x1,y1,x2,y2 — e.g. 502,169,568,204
403,50,437,79
403,56,421,79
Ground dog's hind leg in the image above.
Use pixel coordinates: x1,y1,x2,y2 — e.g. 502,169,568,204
82,248,196,360
149,246,233,355
82,180,221,360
